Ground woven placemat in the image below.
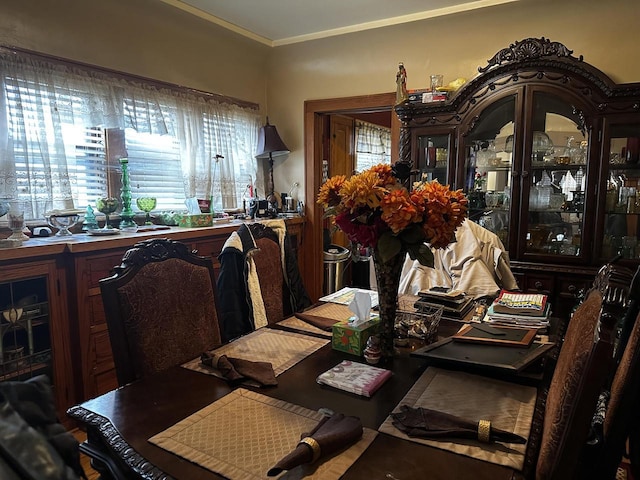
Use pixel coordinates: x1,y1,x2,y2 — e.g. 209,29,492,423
149,388,376,480
277,316,333,338
379,367,536,470
182,328,329,377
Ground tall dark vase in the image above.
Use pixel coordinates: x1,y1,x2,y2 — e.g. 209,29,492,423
372,248,406,359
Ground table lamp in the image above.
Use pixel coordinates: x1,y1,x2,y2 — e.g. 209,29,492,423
256,118,290,215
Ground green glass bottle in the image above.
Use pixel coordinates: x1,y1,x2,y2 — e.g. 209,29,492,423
119,158,137,231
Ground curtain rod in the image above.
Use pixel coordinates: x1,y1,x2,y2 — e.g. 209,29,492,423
0,45,259,111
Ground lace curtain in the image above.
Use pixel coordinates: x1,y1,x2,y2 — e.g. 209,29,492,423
355,120,391,172
0,48,260,217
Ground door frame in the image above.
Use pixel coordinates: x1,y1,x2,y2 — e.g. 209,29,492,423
303,92,397,301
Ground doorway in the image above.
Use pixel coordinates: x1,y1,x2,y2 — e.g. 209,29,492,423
302,93,398,301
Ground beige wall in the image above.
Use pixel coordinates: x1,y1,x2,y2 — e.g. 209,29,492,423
267,0,640,199
1,0,639,200
0,0,269,105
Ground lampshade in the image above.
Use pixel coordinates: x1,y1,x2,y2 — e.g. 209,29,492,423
256,119,290,158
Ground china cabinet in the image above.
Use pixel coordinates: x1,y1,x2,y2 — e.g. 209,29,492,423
0,258,74,426
396,37,640,318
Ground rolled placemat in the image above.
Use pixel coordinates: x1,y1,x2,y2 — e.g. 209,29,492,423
293,312,338,331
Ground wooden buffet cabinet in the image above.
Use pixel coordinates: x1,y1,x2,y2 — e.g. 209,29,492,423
396,37,640,320
0,217,305,423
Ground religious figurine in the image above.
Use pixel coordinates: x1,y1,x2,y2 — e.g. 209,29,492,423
395,62,408,105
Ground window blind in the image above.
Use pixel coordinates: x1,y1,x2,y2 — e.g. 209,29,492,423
1,47,260,219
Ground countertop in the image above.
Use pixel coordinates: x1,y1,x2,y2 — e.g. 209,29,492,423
0,216,304,262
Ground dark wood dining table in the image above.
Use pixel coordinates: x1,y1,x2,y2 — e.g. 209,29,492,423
67,326,520,480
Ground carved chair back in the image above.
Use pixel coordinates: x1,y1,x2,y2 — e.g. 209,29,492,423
529,268,619,479
596,308,640,479
100,238,222,386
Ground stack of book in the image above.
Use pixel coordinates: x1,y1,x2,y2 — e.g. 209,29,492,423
414,288,475,321
484,290,551,330
407,89,448,103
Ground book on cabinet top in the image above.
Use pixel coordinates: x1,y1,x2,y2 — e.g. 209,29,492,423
491,290,549,317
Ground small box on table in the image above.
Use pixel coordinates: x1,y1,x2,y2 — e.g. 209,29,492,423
331,316,380,356
175,213,213,228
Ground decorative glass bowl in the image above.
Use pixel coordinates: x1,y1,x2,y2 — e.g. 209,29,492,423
45,209,84,236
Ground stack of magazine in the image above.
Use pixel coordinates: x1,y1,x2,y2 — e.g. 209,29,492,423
414,288,475,321
484,290,551,330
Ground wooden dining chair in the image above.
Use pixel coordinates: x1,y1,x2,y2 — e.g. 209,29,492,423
518,280,618,479
574,266,640,479
100,238,222,386
250,223,289,324
216,220,310,341
594,309,640,479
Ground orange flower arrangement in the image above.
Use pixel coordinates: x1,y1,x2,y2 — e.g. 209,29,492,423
318,164,468,266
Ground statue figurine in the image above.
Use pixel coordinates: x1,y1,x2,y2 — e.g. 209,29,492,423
395,62,408,105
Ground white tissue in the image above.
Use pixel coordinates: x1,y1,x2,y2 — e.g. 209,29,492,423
185,198,200,214
348,291,371,327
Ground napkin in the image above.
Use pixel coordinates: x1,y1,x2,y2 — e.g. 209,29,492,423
200,352,277,387
267,413,363,476
348,291,371,327
391,405,526,444
293,312,337,331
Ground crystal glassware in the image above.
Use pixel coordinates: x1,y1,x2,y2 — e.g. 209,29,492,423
7,200,29,241
46,213,81,236
95,197,119,229
136,197,157,225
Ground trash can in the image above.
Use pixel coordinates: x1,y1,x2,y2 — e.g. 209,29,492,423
323,245,350,295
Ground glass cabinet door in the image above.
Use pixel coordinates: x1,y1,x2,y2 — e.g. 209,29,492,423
524,91,588,259
462,95,516,249
415,132,450,184
601,121,640,262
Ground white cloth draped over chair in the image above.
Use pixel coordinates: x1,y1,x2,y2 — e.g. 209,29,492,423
391,219,519,299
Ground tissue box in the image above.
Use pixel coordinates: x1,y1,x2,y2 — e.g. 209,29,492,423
331,316,380,356
175,213,213,228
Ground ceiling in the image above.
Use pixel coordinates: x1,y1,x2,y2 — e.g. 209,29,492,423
159,0,519,47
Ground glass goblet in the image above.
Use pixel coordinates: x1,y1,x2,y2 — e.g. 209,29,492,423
96,197,119,229
7,200,29,241
136,197,157,225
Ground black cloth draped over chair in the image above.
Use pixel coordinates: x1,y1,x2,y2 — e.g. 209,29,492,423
216,220,311,342
0,375,85,479
99,238,223,386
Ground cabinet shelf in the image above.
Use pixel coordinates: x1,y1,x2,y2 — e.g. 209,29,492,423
475,165,512,172
0,362,50,382
530,163,587,171
0,348,52,382
608,163,640,172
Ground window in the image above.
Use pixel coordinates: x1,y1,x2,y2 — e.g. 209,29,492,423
0,47,261,219
354,120,391,172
